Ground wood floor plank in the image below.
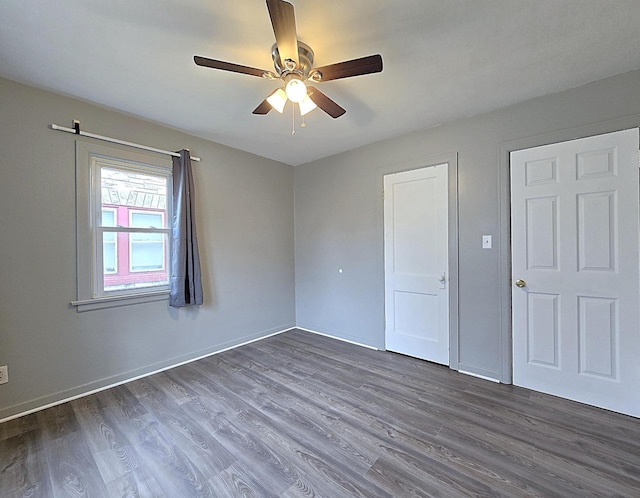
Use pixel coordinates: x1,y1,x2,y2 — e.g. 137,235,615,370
240,342,448,436
125,375,164,400
92,385,148,419
44,430,109,498
208,462,274,498
436,391,640,487
248,362,532,495
104,466,165,498
270,333,640,493
36,403,80,442
185,361,393,497
367,417,542,497
70,395,140,485
216,354,498,498
2,329,640,497
184,395,330,497
132,416,216,497
435,423,590,497
213,353,380,472
366,456,464,498
96,391,218,496
460,382,640,458
234,338,638,492
136,387,237,477
277,331,471,391
0,430,52,498
262,335,469,405
281,484,325,498
183,370,384,498
0,413,39,443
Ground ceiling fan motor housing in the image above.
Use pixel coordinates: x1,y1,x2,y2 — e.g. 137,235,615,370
272,41,314,79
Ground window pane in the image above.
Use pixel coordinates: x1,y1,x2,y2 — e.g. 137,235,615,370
100,166,168,228
131,241,164,271
103,239,116,274
104,232,168,292
131,211,164,228
101,210,116,227
101,209,118,274
131,243,164,271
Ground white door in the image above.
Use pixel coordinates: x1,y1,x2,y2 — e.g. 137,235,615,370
511,129,640,417
384,164,449,365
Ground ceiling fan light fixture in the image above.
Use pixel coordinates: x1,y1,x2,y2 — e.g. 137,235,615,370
266,88,287,113
298,95,317,116
285,78,307,103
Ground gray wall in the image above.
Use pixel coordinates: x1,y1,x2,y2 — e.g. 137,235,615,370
0,77,295,420
294,69,640,380
2,70,640,419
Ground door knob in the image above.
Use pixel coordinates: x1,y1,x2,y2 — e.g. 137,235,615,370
438,273,446,289
515,279,526,288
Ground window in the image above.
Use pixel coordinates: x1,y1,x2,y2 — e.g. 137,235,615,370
74,141,173,311
96,166,170,294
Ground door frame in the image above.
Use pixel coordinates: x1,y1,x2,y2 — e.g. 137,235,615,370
379,153,459,370
498,115,640,384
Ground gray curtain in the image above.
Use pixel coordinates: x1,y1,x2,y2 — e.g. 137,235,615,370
170,149,203,307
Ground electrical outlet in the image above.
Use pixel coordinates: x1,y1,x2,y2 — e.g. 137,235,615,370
0,365,7,384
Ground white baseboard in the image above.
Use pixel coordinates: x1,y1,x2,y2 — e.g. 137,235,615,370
295,327,379,350
459,369,501,383
0,326,294,424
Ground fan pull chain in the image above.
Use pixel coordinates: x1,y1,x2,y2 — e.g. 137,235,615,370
301,112,306,128
291,103,296,136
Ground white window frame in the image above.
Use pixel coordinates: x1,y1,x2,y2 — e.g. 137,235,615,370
128,210,167,273
73,141,173,312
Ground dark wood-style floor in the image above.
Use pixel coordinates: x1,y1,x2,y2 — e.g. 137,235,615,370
1,329,639,497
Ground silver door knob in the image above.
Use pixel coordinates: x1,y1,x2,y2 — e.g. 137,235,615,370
438,273,446,289
515,279,526,288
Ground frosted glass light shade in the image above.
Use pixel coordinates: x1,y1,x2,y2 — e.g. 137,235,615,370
298,95,317,116
266,88,287,113
285,78,307,103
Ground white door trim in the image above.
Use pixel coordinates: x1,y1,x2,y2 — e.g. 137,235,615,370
498,115,640,384
377,153,459,369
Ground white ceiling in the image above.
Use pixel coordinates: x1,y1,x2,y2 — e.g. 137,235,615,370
2,1,640,166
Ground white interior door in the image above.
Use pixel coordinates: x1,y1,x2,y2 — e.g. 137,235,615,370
511,129,640,417
384,164,449,365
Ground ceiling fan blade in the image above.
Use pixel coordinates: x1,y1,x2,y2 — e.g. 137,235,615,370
252,99,272,115
311,54,383,82
266,0,299,68
194,56,267,78
307,86,346,118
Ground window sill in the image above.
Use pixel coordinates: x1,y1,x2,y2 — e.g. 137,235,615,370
71,290,169,312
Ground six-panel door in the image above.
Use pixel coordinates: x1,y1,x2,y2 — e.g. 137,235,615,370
511,129,640,417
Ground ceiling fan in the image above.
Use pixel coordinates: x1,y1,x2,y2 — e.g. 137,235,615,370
194,0,383,120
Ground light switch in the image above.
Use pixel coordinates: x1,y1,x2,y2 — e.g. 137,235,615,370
482,235,492,249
